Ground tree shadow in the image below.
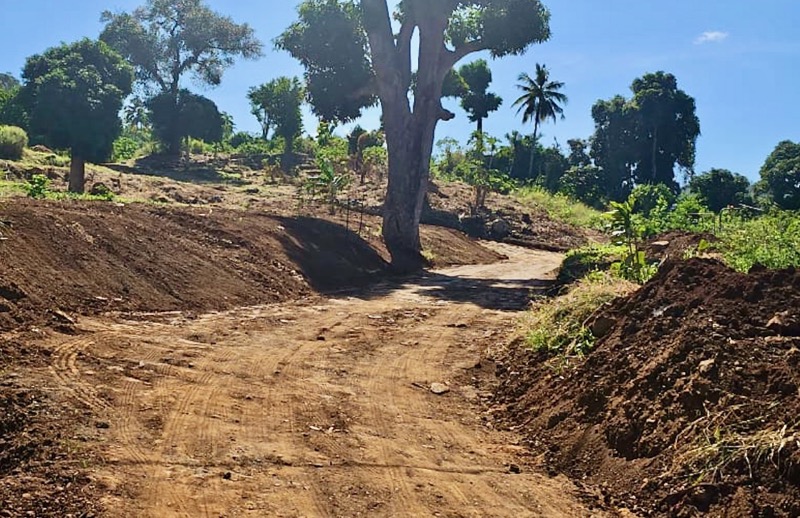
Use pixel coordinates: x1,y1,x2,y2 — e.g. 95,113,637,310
274,216,553,311
274,216,390,292
349,271,553,312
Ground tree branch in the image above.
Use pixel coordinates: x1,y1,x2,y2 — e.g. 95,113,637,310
396,17,416,91
445,40,486,69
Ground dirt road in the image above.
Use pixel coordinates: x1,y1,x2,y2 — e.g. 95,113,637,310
45,244,603,517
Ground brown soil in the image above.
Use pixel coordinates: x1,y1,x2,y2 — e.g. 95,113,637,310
496,258,800,516
11,243,604,517
646,231,718,262
0,199,501,333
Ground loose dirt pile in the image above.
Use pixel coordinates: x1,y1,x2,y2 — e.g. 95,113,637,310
0,199,501,332
497,258,800,516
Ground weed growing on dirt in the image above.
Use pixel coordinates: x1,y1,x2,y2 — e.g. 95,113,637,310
516,185,605,229
523,274,636,358
674,407,800,484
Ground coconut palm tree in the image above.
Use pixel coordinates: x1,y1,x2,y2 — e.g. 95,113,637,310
513,64,568,179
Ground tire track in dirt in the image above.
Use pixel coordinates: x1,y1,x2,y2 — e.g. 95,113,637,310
42,246,605,517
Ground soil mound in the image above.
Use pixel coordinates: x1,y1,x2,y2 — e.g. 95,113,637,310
497,258,800,516
0,200,500,332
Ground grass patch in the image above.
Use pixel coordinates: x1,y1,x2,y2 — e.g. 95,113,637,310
516,185,605,229
523,274,636,358
558,243,627,284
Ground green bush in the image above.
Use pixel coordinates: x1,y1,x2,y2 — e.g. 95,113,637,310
517,185,605,229
25,174,50,199
718,211,800,272
0,125,28,160
111,136,140,162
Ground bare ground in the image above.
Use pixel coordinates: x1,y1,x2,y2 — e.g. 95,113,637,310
34,244,604,517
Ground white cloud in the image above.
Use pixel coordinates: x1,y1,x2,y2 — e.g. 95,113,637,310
695,31,729,45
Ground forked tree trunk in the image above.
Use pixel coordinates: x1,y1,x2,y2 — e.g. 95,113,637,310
69,155,86,194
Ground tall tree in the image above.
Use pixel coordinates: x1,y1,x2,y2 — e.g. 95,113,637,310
0,73,19,91
590,95,636,201
456,59,502,133
247,77,305,170
629,72,700,187
590,72,700,197
19,39,133,193
100,0,262,154
689,168,751,212
512,63,567,179
279,0,551,271
759,140,800,210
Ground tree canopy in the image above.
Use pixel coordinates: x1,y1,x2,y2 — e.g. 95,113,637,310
147,89,225,148
279,0,551,270
19,39,133,193
590,72,700,199
247,77,305,169
0,73,19,91
454,60,502,133
689,168,751,213
101,0,262,153
760,140,800,210
512,63,567,178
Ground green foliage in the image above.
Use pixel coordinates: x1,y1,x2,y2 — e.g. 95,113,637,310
517,185,605,229
111,136,140,162
361,145,388,179
759,140,800,210
147,90,224,153
101,0,262,91
0,87,27,129
19,38,133,164
454,60,503,132
607,200,659,284
590,72,700,198
559,164,606,209
525,274,635,358
25,174,50,199
247,77,305,160
304,158,351,214
558,243,627,284
0,73,19,91
718,211,800,272
0,125,27,160
277,0,375,122
513,64,568,179
689,168,752,212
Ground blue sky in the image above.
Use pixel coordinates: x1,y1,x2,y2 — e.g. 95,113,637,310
1,0,798,181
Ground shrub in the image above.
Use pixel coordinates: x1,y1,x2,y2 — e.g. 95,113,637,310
718,211,800,272
0,125,27,160
25,174,50,199
517,185,605,229
111,136,140,162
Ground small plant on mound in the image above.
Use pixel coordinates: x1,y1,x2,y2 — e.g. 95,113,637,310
25,174,50,199
0,125,27,160
303,159,351,215
524,274,636,360
607,200,659,284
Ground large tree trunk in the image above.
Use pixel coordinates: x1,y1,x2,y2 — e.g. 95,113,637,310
363,2,452,272
382,112,436,272
281,135,295,173
69,155,86,194
477,117,483,134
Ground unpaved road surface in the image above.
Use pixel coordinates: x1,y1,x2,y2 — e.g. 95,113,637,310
44,245,604,517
